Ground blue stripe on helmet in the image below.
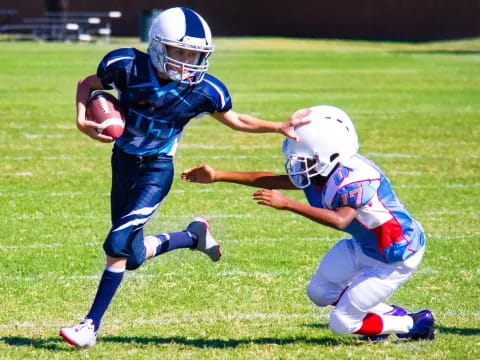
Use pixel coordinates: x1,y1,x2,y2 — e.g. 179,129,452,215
180,7,206,39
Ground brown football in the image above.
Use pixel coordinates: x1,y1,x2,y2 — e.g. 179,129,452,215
86,91,126,139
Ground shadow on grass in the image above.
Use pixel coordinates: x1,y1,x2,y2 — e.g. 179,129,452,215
102,335,350,348
436,325,480,336
0,336,67,351
304,322,329,329
6,324,477,350
1,334,349,350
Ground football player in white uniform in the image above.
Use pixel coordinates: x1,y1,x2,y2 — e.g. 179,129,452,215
181,105,435,341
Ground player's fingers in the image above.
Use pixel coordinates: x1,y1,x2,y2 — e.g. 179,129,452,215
254,188,272,196
188,169,202,178
284,129,300,142
183,164,201,176
180,171,192,180
82,119,104,130
257,200,275,208
252,193,267,201
252,190,261,198
292,117,311,126
93,133,114,143
181,168,192,176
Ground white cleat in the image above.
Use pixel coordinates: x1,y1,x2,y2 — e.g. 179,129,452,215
59,318,97,349
186,216,221,262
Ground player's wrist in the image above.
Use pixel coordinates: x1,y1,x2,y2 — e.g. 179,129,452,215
212,169,222,182
276,122,284,134
283,198,299,212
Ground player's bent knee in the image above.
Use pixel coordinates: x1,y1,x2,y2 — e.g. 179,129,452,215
103,239,122,258
126,257,143,271
306,282,330,307
329,311,358,335
103,231,131,258
125,245,147,270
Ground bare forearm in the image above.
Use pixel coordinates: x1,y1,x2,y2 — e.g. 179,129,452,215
283,200,355,230
211,111,281,133
231,114,281,133
214,170,295,189
76,75,104,120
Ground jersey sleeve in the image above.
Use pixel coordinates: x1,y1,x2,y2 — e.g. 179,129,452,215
330,180,378,209
201,74,233,113
96,48,135,91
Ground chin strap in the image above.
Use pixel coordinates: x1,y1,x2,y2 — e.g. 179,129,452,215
184,69,194,86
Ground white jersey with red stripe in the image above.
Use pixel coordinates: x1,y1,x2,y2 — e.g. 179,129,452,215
303,154,425,263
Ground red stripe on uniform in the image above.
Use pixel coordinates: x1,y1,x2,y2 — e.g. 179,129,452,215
372,217,404,257
354,313,383,335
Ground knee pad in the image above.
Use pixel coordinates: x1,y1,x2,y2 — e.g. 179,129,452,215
103,231,127,258
103,239,119,258
104,235,146,271
307,281,331,307
307,276,347,307
104,239,145,271
126,256,144,270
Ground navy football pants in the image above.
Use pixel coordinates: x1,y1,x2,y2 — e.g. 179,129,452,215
103,147,174,270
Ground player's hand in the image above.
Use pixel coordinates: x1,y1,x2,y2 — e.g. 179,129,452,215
181,164,216,184
77,117,114,143
252,189,289,210
279,108,312,141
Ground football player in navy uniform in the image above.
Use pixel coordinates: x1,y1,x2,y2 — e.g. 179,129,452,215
60,7,307,348
181,105,435,342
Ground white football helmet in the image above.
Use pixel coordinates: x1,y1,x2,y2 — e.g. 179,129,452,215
148,7,214,84
282,105,359,188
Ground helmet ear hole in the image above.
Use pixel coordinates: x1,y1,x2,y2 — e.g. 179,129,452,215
330,153,339,162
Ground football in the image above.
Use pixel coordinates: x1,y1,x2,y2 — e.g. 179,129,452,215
86,91,126,139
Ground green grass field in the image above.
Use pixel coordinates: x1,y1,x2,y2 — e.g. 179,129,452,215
0,36,479,359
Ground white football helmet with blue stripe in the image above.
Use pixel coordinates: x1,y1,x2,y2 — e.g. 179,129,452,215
148,7,214,84
282,105,359,188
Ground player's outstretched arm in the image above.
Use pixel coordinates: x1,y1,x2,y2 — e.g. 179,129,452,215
252,189,357,230
76,74,114,143
181,164,298,190
210,110,310,141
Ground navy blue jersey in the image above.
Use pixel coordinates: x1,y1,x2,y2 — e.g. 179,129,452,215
97,47,232,156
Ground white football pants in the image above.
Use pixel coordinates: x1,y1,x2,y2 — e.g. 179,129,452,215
307,238,425,334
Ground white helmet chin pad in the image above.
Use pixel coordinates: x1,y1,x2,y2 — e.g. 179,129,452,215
147,7,214,84
282,105,359,189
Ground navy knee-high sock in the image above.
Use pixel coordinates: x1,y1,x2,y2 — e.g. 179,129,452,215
86,267,124,332
152,231,197,257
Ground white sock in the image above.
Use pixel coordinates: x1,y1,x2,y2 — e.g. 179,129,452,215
106,266,125,273
380,314,413,334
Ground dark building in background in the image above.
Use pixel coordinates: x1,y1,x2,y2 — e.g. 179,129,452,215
44,0,69,12
2,0,480,41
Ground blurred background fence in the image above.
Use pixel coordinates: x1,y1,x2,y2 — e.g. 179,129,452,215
1,0,479,41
